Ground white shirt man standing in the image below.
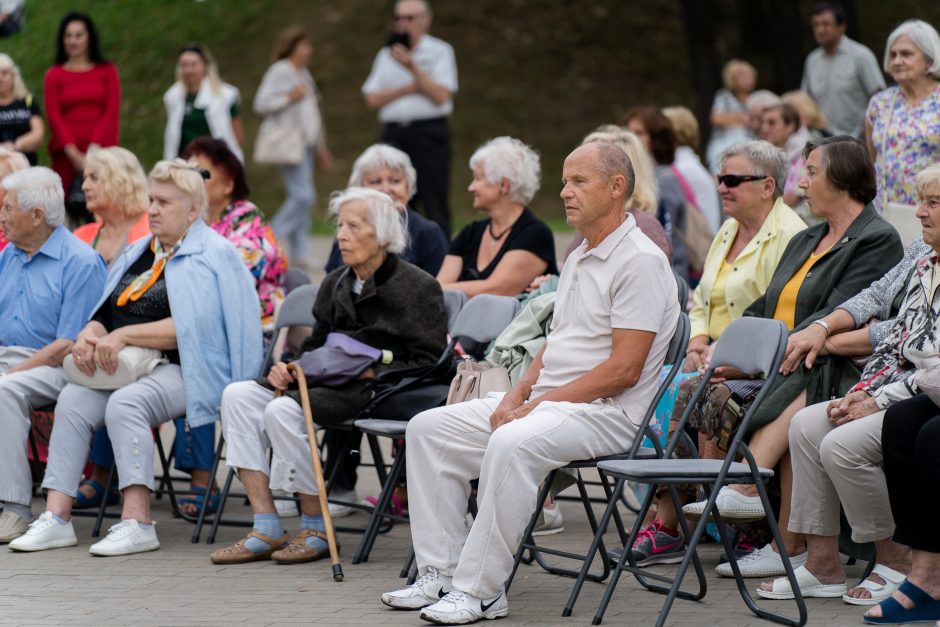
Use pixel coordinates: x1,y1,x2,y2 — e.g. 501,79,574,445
362,0,457,235
379,142,680,624
800,2,884,138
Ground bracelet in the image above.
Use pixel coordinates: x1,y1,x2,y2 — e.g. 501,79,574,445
811,319,831,336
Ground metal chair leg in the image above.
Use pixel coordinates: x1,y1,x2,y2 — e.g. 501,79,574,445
353,441,407,564
193,434,226,543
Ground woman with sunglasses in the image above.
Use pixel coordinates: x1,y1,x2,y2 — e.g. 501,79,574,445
678,136,902,580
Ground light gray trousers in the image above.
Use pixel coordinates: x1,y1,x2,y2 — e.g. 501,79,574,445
406,393,639,598
0,347,68,507
42,364,187,496
788,400,893,543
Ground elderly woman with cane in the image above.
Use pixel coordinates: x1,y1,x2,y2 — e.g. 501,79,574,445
211,187,447,566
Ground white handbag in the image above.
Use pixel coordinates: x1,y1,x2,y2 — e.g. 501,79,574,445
253,114,305,166
63,346,167,390
446,358,511,405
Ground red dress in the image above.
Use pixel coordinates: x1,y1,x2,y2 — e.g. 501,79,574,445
43,63,121,194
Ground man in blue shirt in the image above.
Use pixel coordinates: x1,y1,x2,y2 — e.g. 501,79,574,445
0,167,105,543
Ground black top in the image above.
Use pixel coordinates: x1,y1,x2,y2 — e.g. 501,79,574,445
0,96,40,165
449,208,557,281
92,247,180,364
325,207,448,276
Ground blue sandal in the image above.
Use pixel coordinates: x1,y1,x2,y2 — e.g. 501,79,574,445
74,479,120,509
176,486,220,517
864,579,940,624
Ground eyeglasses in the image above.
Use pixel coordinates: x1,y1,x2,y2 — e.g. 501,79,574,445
393,13,423,21
717,174,767,188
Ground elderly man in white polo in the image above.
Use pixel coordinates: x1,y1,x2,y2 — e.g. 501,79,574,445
380,142,680,625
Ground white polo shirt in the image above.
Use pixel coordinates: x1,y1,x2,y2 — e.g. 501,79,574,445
531,214,679,424
361,34,458,124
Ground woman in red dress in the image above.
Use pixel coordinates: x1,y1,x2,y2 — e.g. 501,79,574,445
43,12,120,226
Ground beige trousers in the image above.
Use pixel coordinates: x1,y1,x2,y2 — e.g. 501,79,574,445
787,400,893,543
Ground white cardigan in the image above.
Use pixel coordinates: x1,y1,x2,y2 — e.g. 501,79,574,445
253,59,322,147
163,79,243,162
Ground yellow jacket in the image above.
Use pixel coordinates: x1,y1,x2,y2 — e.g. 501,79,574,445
690,198,807,339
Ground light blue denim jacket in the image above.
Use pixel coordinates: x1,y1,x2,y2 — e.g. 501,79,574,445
92,219,263,428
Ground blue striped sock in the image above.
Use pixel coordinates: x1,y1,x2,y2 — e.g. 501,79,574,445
244,512,285,553
300,514,328,551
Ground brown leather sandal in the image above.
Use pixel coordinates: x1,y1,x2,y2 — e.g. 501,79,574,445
271,529,339,564
209,531,289,564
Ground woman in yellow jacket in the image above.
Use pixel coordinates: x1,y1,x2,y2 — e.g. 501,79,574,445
631,139,806,567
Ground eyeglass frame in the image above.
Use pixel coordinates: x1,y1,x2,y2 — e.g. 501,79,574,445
717,174,769,189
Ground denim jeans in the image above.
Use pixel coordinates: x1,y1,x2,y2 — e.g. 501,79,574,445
272,146,315,263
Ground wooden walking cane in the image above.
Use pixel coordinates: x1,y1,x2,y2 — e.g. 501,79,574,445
277,363,344,581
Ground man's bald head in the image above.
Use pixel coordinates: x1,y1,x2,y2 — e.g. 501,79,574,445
567,142,635,200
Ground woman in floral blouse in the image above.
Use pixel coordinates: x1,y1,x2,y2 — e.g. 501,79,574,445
184,136,286,332
173,137,287,515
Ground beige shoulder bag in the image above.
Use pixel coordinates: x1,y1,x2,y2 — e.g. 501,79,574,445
446,357,511,405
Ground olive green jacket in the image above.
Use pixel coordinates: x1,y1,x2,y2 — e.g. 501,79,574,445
742,204,903,435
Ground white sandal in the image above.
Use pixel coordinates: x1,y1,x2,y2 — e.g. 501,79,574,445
842,564,906,606
756,565,848,600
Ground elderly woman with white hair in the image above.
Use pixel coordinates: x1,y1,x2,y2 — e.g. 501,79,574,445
866,19,940,212
210,187,447,566
0,53,43,166
10,159,262,556
325,143,448,275
437,136,557,298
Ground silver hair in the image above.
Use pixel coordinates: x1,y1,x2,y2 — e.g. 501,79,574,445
2,166,65,226
746,89,782,112
348,144,418,201
718,140,789,199
328,187,408,254
884,20,940,80
469,136,541,205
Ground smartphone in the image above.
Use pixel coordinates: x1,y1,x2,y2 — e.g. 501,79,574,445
386,31,410,48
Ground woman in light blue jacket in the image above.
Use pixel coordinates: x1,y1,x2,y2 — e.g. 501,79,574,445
13,159,262,557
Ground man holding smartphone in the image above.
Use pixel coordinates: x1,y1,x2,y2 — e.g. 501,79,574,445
362,0,457,235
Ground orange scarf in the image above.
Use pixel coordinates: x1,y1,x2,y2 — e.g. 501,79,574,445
116,236,183,307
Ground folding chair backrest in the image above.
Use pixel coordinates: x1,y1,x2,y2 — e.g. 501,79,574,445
443,289,468,332
450,294,521,344
629,312,690,456
674,271,690,313
283,267,312,294
274,283,318,330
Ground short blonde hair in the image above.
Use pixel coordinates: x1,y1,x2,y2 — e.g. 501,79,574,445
915,163,940,197
722,59,757,92
328,187,408,254
0,53,28,100
85,147,149,220
662,106,700,149
149,158,209,218
582,127,658,215
0,147,30,175
782,90,828,132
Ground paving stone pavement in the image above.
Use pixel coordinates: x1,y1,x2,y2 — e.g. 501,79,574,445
1,442,874,627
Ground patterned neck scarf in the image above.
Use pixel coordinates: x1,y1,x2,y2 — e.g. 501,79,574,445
116,235,185,307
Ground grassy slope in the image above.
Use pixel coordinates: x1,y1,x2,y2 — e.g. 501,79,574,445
4,1,940,233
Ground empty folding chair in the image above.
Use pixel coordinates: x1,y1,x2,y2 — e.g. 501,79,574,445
589,317,807,626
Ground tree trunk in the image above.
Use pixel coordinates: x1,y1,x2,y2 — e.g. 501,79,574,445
679,0,721,152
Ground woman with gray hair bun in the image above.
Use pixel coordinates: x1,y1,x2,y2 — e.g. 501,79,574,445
866,19,940,211
325,143,447,275
210,186,447,565
437,136,557,298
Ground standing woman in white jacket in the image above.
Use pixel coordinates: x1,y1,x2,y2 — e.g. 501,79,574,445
163,43,243,162
253,26,333,267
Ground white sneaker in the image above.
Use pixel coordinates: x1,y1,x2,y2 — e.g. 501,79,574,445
682,486,765,520
273,490,299,518
382,566,453,610
328,488,358,518
8,511,77,552
715,543,808,578
419,589,509,624
531,506,564,536
88,519,160,556
0,510,29,543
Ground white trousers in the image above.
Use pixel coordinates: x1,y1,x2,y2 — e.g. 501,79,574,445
407,393,639,598
0,347,68,507
42,364,187,496
219,380,317,495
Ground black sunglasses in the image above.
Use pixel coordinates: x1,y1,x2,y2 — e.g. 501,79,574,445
717,174,767,188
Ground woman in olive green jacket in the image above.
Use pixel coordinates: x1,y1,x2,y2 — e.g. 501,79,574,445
682,136,903,575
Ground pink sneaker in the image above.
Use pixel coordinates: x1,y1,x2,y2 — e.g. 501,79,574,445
362,493,408,516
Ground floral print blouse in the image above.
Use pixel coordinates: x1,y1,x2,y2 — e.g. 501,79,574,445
211,199,287,331
867,85,940,211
